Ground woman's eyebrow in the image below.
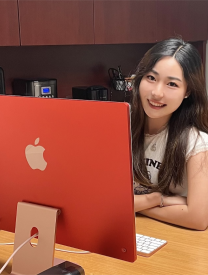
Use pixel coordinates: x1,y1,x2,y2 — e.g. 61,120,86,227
168,76,182,82
150,69,159,75
150,69,182,82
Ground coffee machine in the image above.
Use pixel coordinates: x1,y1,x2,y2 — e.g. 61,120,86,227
12,79,57,98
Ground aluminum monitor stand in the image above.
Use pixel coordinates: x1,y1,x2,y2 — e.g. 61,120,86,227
11,202,60,275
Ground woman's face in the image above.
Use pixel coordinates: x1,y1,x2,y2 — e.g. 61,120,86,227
139,56,188,123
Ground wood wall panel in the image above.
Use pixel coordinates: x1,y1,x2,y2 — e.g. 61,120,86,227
187,1,208,41
156,1,184,41
0,1,20,46
0,44,150,97
94,1,158,44
18,0,94,46
157,1,208,41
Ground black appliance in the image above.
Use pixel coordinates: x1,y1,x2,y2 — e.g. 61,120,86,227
0,67,5,94
12,79,57,98
72,85,108,101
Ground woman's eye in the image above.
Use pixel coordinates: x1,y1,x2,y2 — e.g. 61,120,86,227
147,75,155,81
168,82,178,87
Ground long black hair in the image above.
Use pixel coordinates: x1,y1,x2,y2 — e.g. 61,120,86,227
131,38,208,194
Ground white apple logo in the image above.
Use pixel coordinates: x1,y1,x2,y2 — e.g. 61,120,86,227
25,138,47,171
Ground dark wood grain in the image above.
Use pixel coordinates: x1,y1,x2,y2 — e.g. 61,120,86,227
0,0,20,46
94,0,208,44
156,1,208,41
94,1,158,44
0,44,150,97
187,1,208,41
18,0,94,46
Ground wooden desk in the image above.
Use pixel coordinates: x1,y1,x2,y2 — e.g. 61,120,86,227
1,214,208,275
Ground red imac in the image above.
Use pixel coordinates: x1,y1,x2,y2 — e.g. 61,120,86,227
0,95,136,274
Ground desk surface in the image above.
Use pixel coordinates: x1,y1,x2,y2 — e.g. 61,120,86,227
1,214,208,275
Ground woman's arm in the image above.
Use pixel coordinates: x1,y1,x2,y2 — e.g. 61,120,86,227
139,151,208,230
134,192,187,212
134,192,161,212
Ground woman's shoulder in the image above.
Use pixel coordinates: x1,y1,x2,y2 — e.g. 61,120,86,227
188,127,208,142
186,127,208,160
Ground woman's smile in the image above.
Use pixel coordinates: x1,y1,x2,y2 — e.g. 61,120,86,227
148,99,166,109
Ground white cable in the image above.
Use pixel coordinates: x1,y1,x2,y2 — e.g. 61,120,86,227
0,242,90,254
53,247,90,254
0,233,38,274
31,243,90,254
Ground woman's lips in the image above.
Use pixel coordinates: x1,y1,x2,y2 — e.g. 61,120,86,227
148,100,166,109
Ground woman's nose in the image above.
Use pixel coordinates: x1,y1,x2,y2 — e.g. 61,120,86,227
151,85,164,99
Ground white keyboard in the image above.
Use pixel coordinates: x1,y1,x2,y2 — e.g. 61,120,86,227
136,233,167,257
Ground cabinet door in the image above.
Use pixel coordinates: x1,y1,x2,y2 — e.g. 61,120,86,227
156,1,208,42
18,0,94,46
94,1,158,44
0,0,20,46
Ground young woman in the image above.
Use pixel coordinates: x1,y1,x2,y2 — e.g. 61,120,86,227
132,38,208,230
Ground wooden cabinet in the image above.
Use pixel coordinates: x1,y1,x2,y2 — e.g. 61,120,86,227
18,0,94,46
94,1,158,44
157,1,208,42
0,1,20,46
94,0,208,44
1,1,207,46
1,1,207,47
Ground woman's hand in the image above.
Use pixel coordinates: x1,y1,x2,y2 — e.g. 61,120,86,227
163,195,187,207
134,192,161,212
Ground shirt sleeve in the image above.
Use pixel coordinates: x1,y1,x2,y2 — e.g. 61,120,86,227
186,128,208,161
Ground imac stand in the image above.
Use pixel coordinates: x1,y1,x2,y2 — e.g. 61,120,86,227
11,202,60,275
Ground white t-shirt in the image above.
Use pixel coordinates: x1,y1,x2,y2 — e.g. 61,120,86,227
134,128,208,196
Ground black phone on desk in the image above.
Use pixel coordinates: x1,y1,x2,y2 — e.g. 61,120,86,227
38,261,85,275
